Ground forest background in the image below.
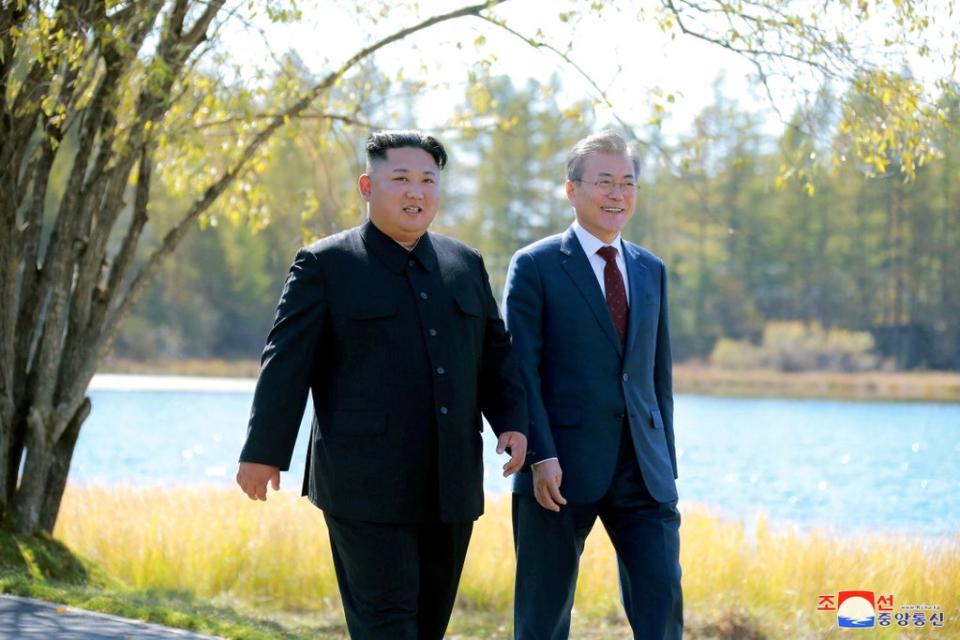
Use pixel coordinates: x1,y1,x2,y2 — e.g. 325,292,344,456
106,66,960,374
3,2,959,637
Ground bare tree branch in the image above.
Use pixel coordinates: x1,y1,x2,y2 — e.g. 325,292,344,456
103,0,511,352
473,14,666,154
189,111,376,132
663,0,839,78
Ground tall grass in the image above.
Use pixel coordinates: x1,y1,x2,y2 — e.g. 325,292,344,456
56,486,959,638
56,485,338,610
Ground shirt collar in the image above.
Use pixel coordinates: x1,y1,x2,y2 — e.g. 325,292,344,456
572,219,623,258
361,218,437,274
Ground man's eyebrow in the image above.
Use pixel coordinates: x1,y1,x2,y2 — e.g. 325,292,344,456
595,171,636,178
390,168,438,175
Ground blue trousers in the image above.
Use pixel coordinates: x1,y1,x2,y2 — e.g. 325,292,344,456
513,427,683,640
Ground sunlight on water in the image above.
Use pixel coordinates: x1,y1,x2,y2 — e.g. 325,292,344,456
72,390,960,538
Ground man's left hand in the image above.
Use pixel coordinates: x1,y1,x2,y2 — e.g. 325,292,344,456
496,431,527,477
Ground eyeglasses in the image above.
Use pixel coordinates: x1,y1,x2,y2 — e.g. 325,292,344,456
575,178,637,194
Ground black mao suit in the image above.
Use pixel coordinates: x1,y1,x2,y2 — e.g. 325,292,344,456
240,219,527,638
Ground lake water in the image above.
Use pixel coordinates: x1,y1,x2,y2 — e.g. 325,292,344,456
72,378,960,538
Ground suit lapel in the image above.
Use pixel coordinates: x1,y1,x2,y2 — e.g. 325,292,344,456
559,227,623,355
623,242,649,355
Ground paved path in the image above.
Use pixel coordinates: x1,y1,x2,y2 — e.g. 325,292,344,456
0,595,224,639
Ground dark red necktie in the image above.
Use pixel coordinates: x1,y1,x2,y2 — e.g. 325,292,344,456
597,246,628,345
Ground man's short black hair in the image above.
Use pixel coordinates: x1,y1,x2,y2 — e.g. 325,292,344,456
365,130,447,171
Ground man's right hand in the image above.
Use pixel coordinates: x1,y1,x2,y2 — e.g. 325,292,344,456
236,462,280,501
531,458,567,512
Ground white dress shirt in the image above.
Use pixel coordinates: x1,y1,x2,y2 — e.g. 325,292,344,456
534,222,630,470
572,220,630,304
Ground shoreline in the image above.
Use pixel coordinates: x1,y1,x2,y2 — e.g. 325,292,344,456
673,364,960,403
96,358,960,402
90,373,255,392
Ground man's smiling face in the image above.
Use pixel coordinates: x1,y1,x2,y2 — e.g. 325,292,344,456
566,152,636,244
360,147,440,247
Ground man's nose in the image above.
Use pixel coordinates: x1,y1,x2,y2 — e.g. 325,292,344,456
606,185,626,199
405,184,425,199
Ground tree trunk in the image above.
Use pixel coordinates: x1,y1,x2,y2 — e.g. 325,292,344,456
12,422,53,534
0,408,9,521
39,398,90,532
4,407,26,506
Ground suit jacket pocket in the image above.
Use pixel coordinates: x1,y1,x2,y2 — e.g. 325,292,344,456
340,300,399,355
547,406,581,428
326,411,388,437
650,409,665,430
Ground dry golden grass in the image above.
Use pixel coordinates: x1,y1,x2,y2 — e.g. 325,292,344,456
55,486,960,639
674,363,960,402
55,485,337,610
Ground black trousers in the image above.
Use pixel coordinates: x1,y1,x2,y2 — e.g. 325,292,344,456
324,513,473,640
513,426,683,640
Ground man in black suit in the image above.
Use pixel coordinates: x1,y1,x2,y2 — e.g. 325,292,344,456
237,130,528,640
504,131,682,639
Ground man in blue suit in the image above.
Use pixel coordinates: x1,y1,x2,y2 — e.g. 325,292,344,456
504,130,682,639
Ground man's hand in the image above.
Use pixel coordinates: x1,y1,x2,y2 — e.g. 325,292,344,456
236,462,280,501
496,431,527,477
532,458,567,512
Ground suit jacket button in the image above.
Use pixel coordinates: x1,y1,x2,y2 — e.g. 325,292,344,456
439,406,449,415
622,373,629,382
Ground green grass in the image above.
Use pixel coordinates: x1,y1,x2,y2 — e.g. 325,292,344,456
0,525,340,639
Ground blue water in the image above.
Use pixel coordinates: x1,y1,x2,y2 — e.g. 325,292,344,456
71,391,960,538
838,616,875,628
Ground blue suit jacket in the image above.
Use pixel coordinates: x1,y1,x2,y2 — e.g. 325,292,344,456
503,226,678,504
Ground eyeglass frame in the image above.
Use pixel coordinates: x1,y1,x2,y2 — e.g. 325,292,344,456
573,177,638,194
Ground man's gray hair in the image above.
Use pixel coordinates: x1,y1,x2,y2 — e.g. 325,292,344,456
566,130,639,182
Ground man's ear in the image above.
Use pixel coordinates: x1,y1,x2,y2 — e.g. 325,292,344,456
565,179,577,205
358,174,372,201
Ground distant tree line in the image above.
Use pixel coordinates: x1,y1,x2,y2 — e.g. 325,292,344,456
113,75,960,370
